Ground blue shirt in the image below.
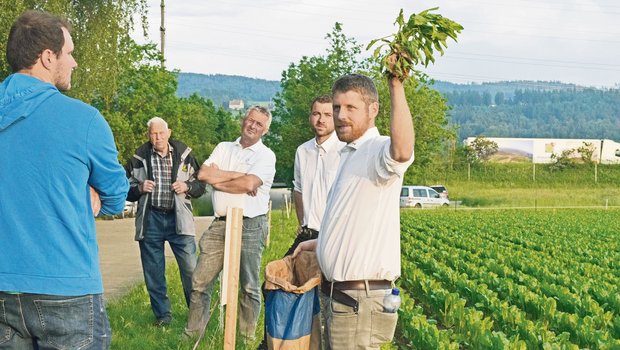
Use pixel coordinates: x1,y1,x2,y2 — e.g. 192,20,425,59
0,73,129,295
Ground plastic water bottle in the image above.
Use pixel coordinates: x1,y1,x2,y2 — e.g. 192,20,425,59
383,288,401,313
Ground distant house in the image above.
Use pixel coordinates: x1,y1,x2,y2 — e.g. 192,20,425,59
228,99,244,110
464,137,620,164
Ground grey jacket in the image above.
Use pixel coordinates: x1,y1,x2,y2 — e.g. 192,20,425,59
126,140,206,240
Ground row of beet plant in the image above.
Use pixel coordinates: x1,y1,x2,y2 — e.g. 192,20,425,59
394,209,620,349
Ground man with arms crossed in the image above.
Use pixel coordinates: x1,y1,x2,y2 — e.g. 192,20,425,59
186,106,276,341
125,116,206,326
0,10,128,349
286,94,345,256
295,73,414,349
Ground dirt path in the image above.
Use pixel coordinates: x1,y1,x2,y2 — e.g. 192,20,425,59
96,216,213,301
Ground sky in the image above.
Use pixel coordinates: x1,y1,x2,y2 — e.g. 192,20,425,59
135,0,620,88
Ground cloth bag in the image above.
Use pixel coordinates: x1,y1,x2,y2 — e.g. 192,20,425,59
264,251,322,350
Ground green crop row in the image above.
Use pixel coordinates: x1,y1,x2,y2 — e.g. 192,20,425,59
395,209,620,349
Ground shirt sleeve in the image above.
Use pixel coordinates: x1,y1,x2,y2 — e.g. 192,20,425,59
247,148,276,189
375,137,414,182
293,146,302,193
87,112,129,215
203,143,224,166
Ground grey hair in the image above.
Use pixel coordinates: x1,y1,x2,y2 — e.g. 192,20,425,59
245,105,272,130
147,117,168,130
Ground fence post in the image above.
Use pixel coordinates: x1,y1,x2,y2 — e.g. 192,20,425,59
266,200,272,247
222,207,243,349
594,163,598,183
532,163,536,182
468,163,471,181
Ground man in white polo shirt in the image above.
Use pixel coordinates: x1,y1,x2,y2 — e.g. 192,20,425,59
185,106,276,341
285,94,345,256
295,73,414,349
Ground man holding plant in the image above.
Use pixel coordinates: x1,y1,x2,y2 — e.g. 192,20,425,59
294,72,415,349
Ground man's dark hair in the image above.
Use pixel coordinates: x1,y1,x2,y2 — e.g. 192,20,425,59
6,10,71,73
332,74,379,107
309,95,332,113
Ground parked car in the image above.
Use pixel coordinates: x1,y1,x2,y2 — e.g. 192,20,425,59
400,185,449,208
429,185,449,199
122,201,137,217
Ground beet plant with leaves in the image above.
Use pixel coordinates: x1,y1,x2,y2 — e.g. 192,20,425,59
367,7,463,81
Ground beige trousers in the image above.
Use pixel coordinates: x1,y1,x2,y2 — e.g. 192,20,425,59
323,288,398,350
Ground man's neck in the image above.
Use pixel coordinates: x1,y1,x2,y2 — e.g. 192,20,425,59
315,132,333,145
18,67,52,85
153,145,169,157
239,137,259,149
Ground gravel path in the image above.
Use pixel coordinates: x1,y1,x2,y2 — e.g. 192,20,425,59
96,216,214,301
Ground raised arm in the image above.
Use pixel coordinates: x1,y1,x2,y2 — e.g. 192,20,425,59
388,77,415,163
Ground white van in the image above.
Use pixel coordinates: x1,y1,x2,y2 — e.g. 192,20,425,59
400,185,450,208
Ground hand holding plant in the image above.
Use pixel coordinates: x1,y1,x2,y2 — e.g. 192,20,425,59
367,7,463,81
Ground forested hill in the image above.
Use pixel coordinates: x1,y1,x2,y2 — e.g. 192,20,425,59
438,82,620,141
176,73,279,106
177,73,620,141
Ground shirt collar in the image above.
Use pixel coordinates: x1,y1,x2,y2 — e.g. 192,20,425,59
234,137,263,151
314,131,340,152
343,127,380,151
151,143,173,157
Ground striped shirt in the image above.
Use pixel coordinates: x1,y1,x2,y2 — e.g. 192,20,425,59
151,145,174,210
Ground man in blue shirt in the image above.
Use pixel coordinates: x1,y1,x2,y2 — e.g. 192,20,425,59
0,10,128,349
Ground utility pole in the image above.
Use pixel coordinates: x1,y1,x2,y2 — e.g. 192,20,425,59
160,0,165,68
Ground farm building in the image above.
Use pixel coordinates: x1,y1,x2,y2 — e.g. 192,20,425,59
228,99,244,110
464,137,620,164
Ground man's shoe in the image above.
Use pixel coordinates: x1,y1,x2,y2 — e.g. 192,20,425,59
154,317,172,327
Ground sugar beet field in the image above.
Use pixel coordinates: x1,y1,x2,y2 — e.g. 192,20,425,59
395,209,619,349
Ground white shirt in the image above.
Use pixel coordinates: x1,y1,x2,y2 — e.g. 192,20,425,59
317,127,414,282
204,138,276,218
293,132,345,231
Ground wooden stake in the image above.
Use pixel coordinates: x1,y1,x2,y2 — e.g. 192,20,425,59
223,207,243,349
266,200,272,247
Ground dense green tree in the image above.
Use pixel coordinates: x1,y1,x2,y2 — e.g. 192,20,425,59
0,0,148,106
268,23,456,185
266,23,367,184
98,44,237,164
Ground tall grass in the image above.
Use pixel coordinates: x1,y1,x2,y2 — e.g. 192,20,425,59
411,163,620,208
415,162,620,187
106,210,298,349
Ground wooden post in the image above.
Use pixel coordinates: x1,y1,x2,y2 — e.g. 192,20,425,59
467,163,471,181
532,162,536,182
160,0,165,68
222,207,243,350
266,200,272,247
594,163,598,183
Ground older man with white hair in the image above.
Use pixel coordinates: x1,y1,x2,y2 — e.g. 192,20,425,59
125,117,206,326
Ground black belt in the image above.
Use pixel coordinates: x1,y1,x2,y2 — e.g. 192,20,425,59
151,206,174,213
215,214,264,221
299,226,319,240
320,278,392,313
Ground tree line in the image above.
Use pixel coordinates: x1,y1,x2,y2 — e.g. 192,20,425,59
444,88,620,141
0,3,457,186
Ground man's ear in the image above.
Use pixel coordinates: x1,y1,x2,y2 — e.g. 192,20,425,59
369,101,379,119
40,49,55,70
